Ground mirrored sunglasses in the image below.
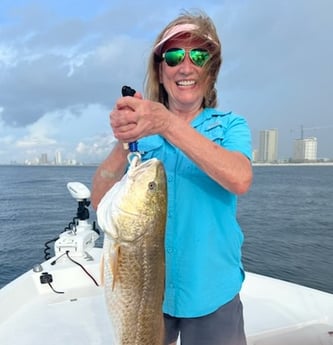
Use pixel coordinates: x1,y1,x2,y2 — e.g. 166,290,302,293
162,48,211,67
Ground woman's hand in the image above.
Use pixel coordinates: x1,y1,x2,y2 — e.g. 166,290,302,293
110,96,171,142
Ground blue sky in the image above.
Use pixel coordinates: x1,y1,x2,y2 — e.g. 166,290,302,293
0,0,332,163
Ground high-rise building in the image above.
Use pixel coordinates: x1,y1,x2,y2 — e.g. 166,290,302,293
258,129,278,162
55,151,62,165
293,137,317,161
40,153,48,164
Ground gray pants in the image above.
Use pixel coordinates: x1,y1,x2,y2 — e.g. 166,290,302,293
164,294,246,345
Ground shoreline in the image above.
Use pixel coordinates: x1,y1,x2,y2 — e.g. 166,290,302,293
1,162,333,167
253,162,333,166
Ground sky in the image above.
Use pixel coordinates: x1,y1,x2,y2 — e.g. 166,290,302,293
0,0,332,164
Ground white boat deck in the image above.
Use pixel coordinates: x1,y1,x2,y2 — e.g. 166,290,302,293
242,273,333,344
1,247,332,345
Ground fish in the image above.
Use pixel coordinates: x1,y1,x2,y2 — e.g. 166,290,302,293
97,155,167,345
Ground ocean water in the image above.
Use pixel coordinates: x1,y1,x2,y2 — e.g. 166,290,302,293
0,165,332,294
239,165,333,294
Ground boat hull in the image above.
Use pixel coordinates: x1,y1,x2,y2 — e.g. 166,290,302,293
1,248,333,345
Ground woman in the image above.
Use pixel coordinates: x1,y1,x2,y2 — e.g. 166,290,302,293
92,10,252,345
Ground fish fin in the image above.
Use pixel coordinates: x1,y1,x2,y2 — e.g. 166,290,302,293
111,244,121,291
100,254,104,286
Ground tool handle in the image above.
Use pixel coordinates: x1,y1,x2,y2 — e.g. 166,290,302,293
121,86,138,152
121,85,136,97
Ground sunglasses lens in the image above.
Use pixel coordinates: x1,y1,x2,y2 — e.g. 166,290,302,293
189,49,210,67
162,48,211,67
163,49,185,67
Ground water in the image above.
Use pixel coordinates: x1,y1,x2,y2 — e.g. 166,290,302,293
0,165,332,294
239,165,333,293
0,165,102,288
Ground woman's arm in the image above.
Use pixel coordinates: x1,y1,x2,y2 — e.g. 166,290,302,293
111,97,252,195
162,115,252,195
91,141,128,210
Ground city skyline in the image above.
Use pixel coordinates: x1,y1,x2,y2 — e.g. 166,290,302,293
253,127,326,163
21,151,80,166
9,127,331,166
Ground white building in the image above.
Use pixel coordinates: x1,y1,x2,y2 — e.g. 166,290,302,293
258,129,278,162
55,151,62,165
293,137,317,161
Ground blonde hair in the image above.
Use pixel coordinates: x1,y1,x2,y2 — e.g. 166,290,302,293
144,10,222,108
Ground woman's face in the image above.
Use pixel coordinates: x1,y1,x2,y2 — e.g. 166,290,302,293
159,36,210,114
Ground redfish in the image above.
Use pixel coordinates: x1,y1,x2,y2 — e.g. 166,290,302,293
97,156,167,345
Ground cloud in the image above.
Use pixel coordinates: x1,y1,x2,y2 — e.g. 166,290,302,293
15,112,58,148
213,0,333,157
16,136,56,148
0,1,159,129
0,100,112,163
75,134,116,162
0,135,14,145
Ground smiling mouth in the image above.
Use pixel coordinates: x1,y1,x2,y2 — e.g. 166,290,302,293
176,80,196,87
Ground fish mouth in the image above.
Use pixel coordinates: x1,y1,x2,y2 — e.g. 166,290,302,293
128,157,160,176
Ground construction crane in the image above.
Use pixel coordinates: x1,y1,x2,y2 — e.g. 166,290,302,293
298,125,332,140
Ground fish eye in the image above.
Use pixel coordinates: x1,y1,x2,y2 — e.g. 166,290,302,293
148,181,156,190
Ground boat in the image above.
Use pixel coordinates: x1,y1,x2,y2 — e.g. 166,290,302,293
0,182,332,345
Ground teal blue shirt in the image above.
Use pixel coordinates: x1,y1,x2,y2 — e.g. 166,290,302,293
138,108,252,317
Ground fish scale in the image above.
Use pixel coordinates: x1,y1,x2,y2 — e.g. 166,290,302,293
97,157,167,345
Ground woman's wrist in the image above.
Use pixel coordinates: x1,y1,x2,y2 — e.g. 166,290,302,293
99,141,128,179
